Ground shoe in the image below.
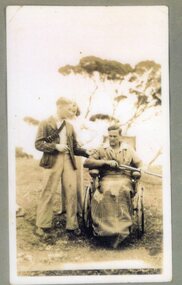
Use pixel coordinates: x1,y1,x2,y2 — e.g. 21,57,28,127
35,227,51,237
35,227,45,237
66,228,82,237
73,228,82,236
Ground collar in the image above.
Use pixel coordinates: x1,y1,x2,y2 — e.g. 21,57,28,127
55,118,64,128
55,115,64,124
47,116,66,130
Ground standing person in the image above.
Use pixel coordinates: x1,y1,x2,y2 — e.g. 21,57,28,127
56,101,83,217
35,97,89,237
84,125,143,247
67,102,84,217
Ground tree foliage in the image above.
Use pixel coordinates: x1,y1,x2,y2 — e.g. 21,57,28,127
59,56,133,80
135,60,161,74
16,147,33,158
24,117,39,126
89,114,119,124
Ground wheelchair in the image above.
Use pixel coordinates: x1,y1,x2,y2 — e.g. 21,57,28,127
82,169,144,239
82,137,145,240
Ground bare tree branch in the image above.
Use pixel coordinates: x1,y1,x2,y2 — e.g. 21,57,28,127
148,148,162,165
84,79,98,119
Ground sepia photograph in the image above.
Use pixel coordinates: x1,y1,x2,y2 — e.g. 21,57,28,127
7,5,171,284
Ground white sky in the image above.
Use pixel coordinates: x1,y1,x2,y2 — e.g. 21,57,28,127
6,6,168,162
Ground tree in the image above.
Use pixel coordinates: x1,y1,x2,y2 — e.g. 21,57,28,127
59,56,132,119
122,61,161,132
58,56,161,134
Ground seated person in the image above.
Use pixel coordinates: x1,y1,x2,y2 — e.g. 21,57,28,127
84,125,143,248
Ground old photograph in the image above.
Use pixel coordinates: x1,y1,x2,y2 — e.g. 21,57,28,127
7,5,171,284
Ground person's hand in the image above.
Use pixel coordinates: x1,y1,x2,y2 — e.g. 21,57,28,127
106,160,119,168
55,144,70,152
132,171,141,179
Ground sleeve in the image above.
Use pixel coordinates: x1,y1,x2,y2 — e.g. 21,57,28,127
72,128,89,157
83,149,108,169
89,149,101,160
35,120,57,153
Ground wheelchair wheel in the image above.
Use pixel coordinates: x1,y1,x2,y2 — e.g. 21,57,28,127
137,187,144,238
82,186,93,236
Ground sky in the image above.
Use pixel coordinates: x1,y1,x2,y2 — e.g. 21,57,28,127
6,6,169,162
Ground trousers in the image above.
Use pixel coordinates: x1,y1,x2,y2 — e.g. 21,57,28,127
36,153,78,230
58,157,83,215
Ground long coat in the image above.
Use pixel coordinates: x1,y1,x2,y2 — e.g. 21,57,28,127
35,116,88,169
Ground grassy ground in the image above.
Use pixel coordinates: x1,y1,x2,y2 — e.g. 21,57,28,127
15,157,163,275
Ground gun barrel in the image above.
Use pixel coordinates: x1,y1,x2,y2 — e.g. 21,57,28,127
118,165,140,172
118,164,162,178
143,170,162,178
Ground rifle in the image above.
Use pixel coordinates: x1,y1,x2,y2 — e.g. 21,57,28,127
118,164,162,178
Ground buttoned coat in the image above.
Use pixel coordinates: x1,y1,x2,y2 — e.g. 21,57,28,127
35,116,88,169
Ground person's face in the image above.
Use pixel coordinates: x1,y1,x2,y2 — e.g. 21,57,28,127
108,130,120,147
57,103,73,120
67,103,78,119
72,103,77,115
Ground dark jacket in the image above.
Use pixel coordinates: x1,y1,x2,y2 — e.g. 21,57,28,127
35,116,88,169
